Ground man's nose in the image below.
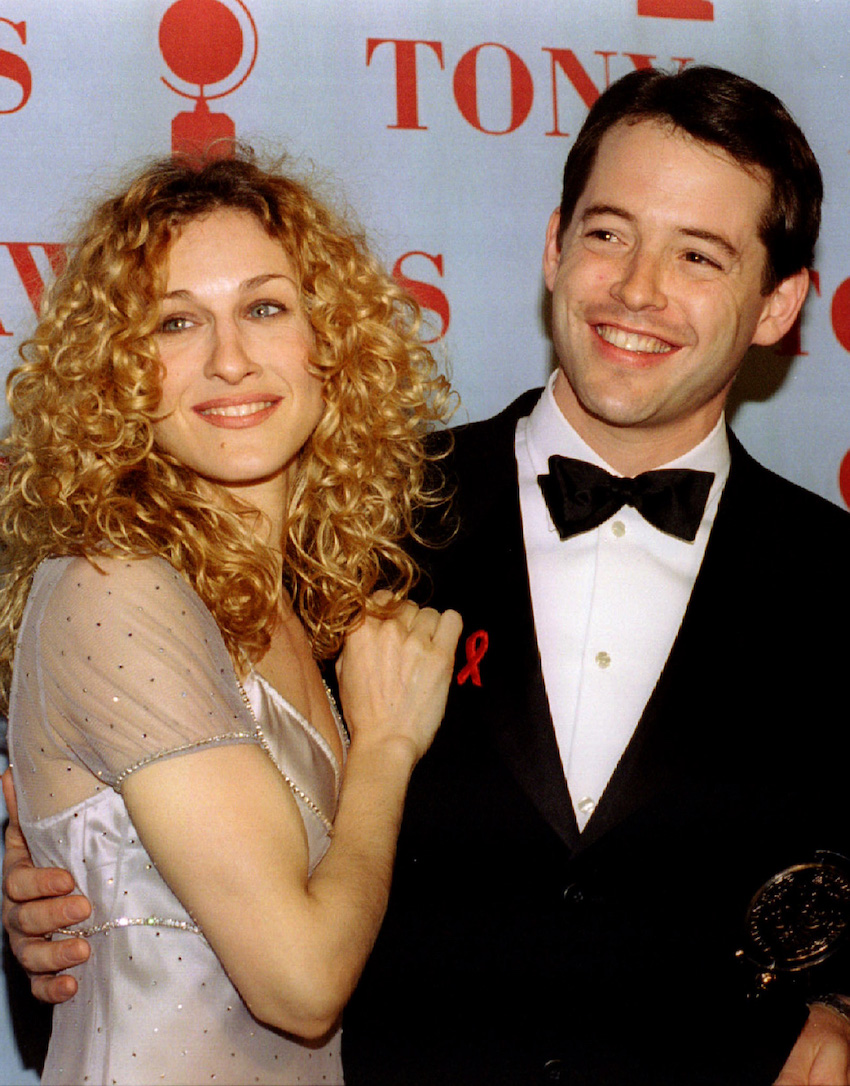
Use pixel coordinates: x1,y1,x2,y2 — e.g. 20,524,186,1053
610,249,667,311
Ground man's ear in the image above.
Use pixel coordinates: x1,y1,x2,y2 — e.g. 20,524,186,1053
752,268,810,347
543,210,562,292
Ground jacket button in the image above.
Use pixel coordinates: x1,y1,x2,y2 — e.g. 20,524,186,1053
563,883,584,906
542,1058,564,1082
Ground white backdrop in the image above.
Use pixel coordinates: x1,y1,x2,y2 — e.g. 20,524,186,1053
2,0,850,1078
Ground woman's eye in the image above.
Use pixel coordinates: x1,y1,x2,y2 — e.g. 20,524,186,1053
248,301,286,319
158,315,194,333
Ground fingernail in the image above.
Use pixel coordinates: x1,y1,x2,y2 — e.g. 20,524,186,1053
48,873,73,894
64,901,88,923
63,945,87,966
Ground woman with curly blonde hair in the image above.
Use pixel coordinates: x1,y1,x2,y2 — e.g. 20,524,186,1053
0,151,461,1086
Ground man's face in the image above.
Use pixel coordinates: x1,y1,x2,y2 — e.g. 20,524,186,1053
543,119,807,469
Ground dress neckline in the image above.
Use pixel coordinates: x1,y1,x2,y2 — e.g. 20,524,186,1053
245,670,348,777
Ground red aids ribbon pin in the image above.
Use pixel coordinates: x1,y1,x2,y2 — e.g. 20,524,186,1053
457,630,489,687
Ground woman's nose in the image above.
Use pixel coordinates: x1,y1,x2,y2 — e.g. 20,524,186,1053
203,323,259,382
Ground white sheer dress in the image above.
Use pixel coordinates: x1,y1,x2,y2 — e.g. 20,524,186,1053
8,555,347,1086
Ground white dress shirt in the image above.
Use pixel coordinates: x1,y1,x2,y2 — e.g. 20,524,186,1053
515,375,731,831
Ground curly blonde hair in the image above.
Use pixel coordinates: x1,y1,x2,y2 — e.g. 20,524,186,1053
0,152,454,707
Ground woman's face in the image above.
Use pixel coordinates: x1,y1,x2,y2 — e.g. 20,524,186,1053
152,207,323,512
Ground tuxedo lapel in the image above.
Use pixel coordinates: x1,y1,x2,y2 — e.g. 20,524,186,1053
481,472,581,850
439,393,579,849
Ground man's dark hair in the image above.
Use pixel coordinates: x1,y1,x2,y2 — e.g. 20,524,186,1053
558,65,823,292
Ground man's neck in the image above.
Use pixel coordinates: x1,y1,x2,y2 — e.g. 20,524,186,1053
552,377,724,475
570,416,715,475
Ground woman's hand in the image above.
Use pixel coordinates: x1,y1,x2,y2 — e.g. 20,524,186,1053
335,594,462,765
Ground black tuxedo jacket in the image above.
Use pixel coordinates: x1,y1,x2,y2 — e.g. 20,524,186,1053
342,390,850,1086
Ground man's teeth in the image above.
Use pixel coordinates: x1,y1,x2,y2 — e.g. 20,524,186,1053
596,325,673,354
201,401,275,418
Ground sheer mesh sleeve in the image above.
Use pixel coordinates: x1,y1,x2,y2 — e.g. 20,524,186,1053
9,555,260,817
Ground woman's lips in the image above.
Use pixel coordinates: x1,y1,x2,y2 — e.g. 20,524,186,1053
192,396,282,428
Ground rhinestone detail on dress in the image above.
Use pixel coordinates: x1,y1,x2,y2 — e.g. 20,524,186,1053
237,677,335,836
57,915,203,937
112,731,257,791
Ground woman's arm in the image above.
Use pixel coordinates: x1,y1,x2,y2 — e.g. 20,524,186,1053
121,601,461,1039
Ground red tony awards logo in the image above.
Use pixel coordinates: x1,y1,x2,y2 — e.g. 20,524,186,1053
159,0,258,157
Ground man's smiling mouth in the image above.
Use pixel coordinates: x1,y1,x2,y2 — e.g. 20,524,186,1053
595,324,675,354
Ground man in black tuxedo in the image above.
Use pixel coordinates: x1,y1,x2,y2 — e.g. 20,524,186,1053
340,67,850,1084
5,66,850,1084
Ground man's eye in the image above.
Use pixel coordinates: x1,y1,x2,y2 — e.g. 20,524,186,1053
588,229,618,243
684,251,722,270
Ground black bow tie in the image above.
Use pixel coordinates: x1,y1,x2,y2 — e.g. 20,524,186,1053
538,456,715,542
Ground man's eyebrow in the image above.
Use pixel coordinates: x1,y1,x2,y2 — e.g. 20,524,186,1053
678,228,740,260
580,205,740,260
580,203,633,224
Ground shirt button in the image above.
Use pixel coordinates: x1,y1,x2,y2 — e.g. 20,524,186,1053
595,650,611,669
611,520,626,537
542,1059,564,1082
577,796,596,816
563,883,585,906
